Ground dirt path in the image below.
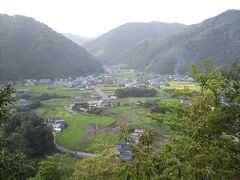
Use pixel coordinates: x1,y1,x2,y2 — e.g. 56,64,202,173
64,105,78,114
80,122,118,141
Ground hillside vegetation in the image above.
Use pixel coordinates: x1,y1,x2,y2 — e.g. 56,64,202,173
119,10,240,73
0,14,103,82
84,22,186,64
62,33,92,45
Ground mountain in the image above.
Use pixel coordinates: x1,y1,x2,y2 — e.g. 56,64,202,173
120,10,240,74
0,14,103,82
62,33,92,46
83,22,187,64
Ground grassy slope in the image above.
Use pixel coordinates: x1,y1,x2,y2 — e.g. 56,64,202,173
76,133,121,153
55,111,116,150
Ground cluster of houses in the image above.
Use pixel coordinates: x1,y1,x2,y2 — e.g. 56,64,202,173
70,99,114,112
146,73,194,86
114,129,144,161
12,65,194,92
48,116,65,132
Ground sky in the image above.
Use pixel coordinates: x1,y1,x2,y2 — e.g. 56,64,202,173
0,0,240,38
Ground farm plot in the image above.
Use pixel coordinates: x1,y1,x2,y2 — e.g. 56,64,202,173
102,106,169,134
166,81,200,91
112,71,137,80
15,85,94,96
56,113,116,151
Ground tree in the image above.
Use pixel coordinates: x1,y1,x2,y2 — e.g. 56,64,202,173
5,112,55,156
153,60,240,179
70,60,240,179
0,84,26,179
72,148,126,180
31,160,61,180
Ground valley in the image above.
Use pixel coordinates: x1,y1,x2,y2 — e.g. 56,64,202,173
13,66,197,154
1,6,240,179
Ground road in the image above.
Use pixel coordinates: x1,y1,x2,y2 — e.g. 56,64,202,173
53,133,94,157
52,86,109,157
92,86,109,100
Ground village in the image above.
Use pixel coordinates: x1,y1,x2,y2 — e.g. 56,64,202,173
11,65,196,159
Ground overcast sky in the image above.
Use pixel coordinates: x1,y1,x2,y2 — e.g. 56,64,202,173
0,0,240,37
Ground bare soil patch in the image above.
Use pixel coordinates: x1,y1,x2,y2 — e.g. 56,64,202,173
64,106,78,114
80,122,118,141
135,108,150,116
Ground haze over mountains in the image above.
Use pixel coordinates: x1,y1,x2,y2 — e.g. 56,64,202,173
84,22,187,64
62,33,93,46
0,9,240,82
0,14,103,82
85,9,240,74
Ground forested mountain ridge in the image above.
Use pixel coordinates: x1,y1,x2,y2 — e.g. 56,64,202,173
119,9,240,74
62,33,92,45
83,22,187,64
0,14,103,82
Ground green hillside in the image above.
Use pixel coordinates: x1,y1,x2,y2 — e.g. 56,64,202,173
0,14,103,82
120,10,240,73
83,22,186,64
62,33,92,46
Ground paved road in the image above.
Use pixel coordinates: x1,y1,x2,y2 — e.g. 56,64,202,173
53,133,94,157
92,86,109,100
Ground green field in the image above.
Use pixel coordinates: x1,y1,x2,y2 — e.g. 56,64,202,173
42,98,75,107
46,107,72,119
35,107,48,116
102,106,169,134
15,85,94,96
17,83,172,153
76,133,121,153
56,113,116,151
112,71,137,80
166,81,200,91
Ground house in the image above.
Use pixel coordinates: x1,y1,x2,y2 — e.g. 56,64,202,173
114,142,131,161
99,99,113,108
17,99,29,107
16,89,30,94
48,116,61,123
24,82,35,87
110,96,118,100
24,79,37,86
129,129,144,145
39,79,51,85
135,101,142,106
51,123,62,132
48,116,65,132
70,101,89,111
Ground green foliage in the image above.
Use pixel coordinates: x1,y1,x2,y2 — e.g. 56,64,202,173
153,60,240,179
84,22,186,64
0,84,26,179
56,113,116,150
119,10,240,74
32,160,61,180
5,112,55,156
72,148,126,179
29,100,41,110
76,133,121,153
0,14,103,82
70,60,240,179
115,86,157,98
86,107,104,115
119,125,159,180
35,93,60,101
